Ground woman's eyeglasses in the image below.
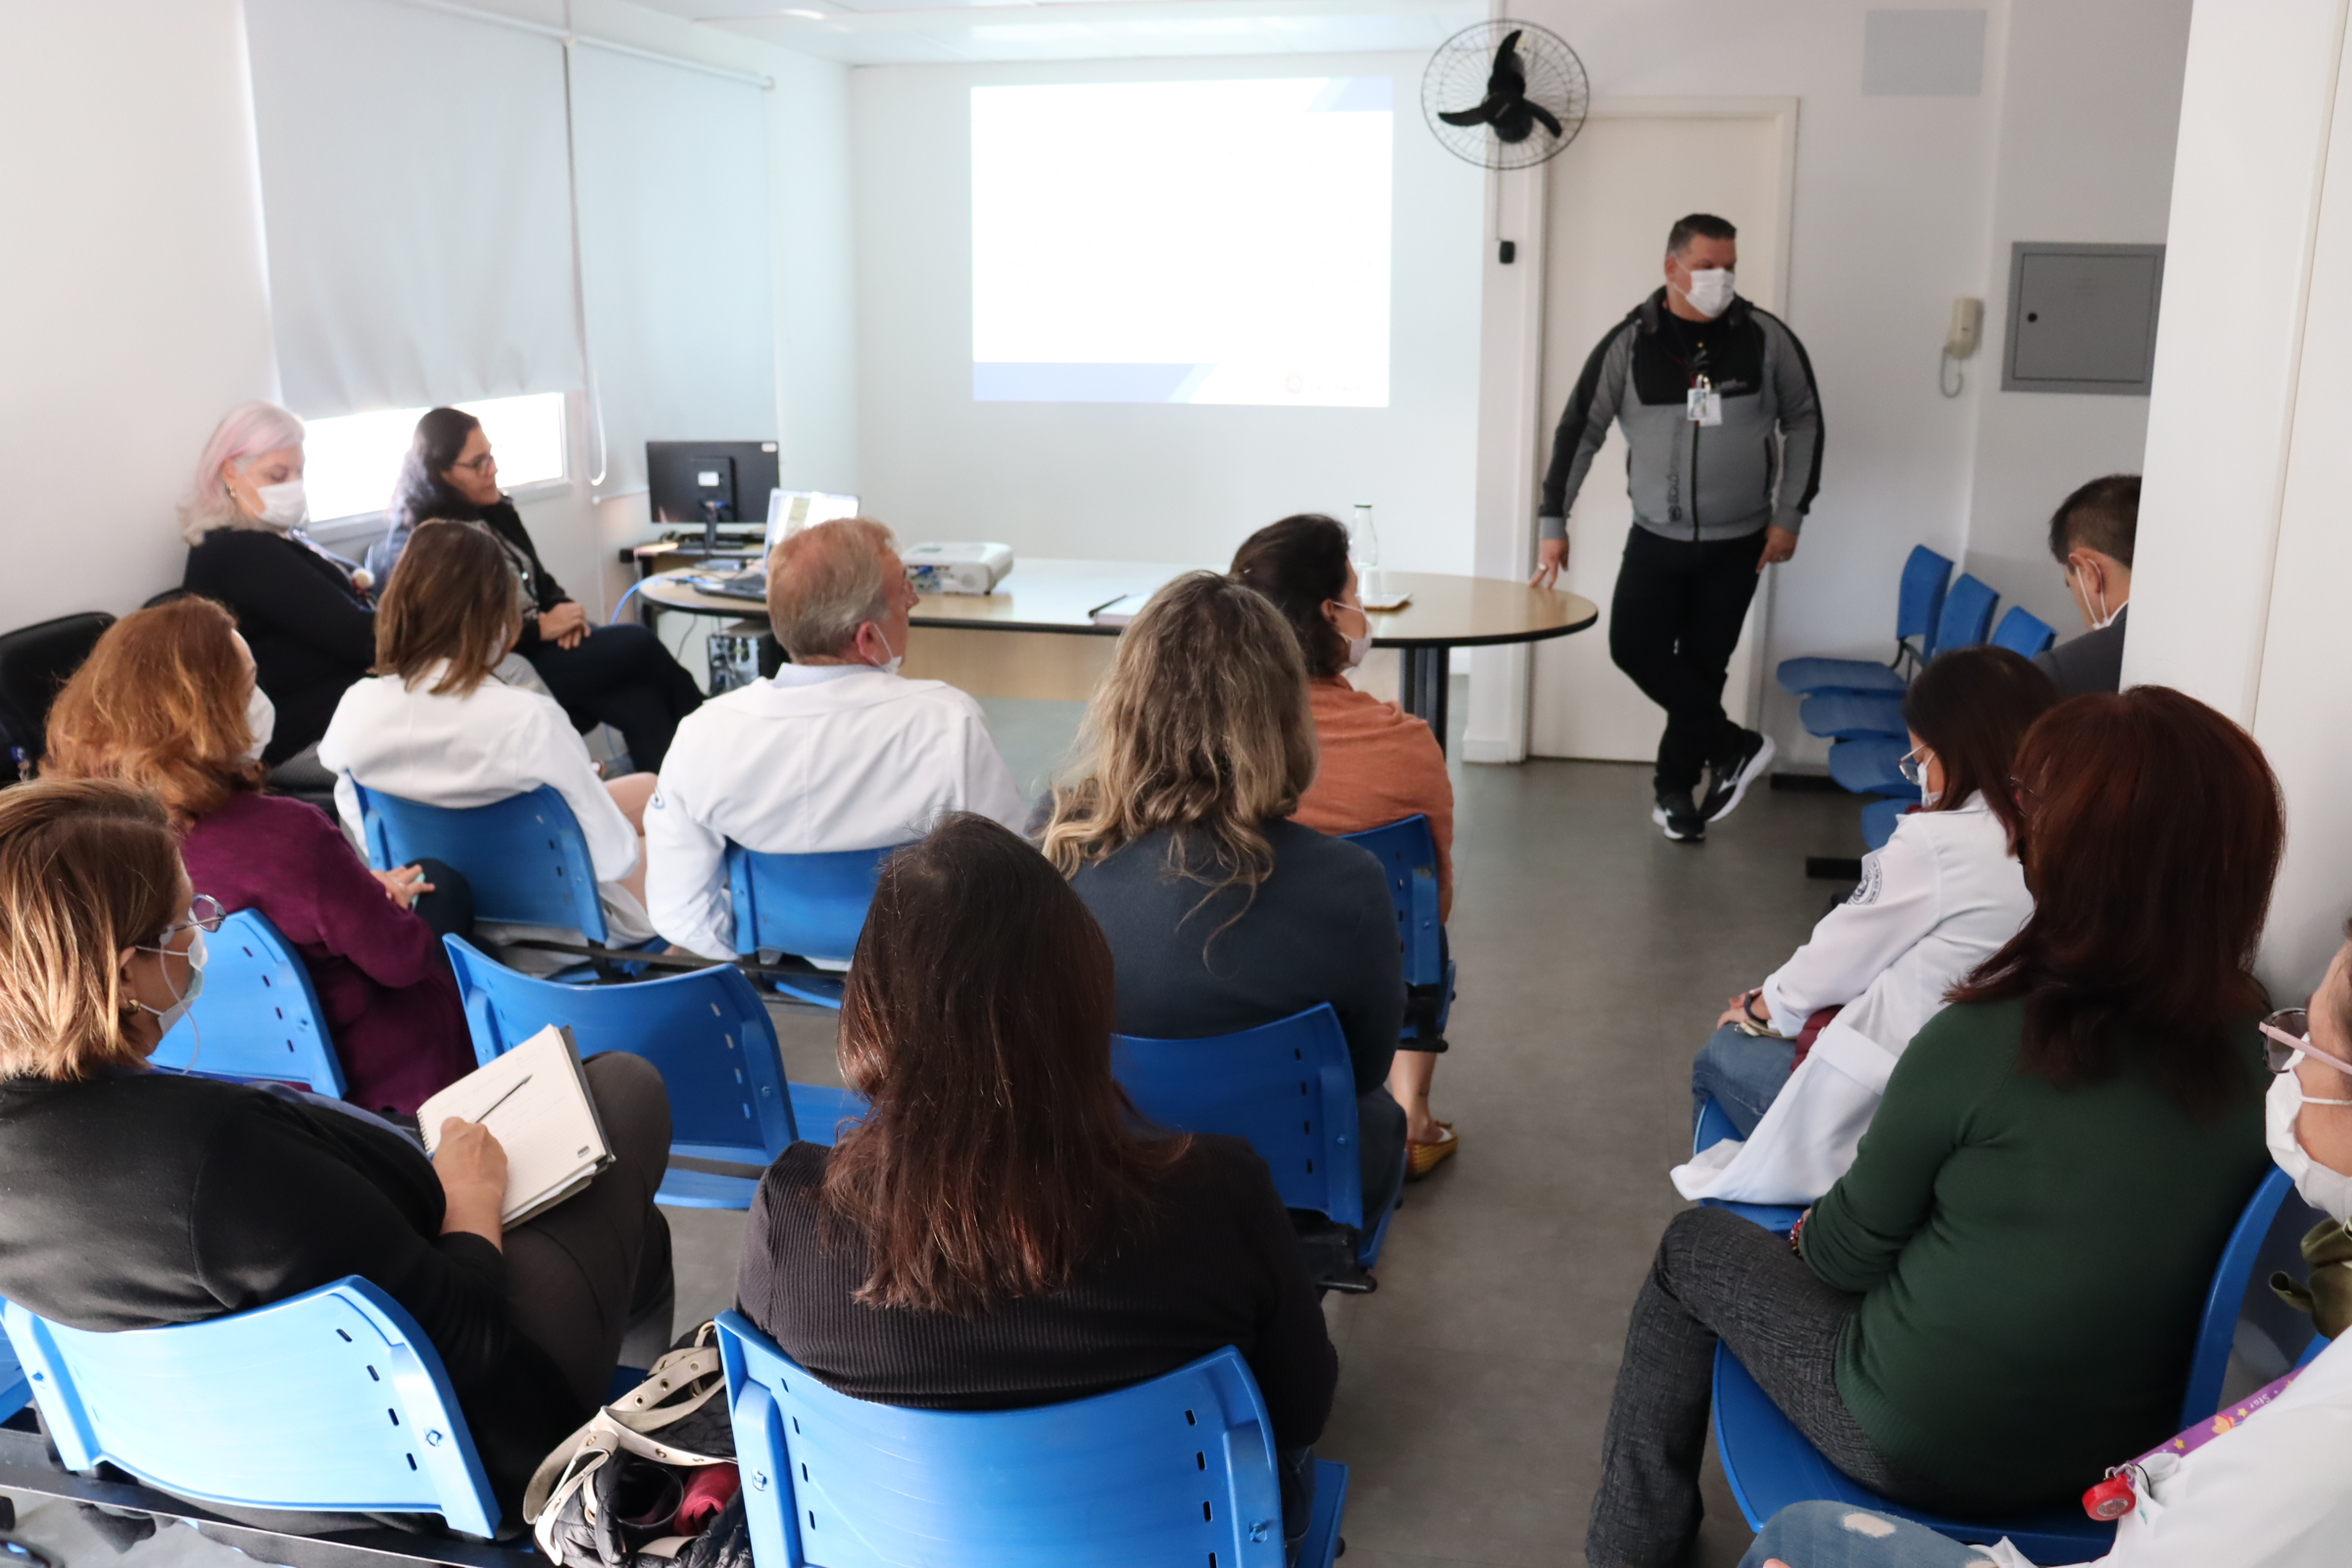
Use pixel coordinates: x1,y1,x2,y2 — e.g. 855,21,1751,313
160,895,225,939
1897,748,1933,789
2258,1007,2352,1079
455,454,497,474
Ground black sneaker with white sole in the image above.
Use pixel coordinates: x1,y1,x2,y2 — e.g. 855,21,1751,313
1699,729,1777,824
1651,789,1706,843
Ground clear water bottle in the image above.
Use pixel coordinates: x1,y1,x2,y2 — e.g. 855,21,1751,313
1351,503,1382,600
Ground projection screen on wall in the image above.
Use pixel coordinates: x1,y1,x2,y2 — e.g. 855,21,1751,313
970,77,1396,408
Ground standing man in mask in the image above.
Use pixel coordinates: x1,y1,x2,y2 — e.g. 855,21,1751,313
1531,214,1824,844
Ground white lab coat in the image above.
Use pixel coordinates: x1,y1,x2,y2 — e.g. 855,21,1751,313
644,664,1026,960
318,662,655,943
1672,793,2029,1204
1978,1334,2352,1568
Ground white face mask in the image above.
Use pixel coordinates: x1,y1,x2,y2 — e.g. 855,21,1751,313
877,654,904,676
1683,267,1737,319
2267,1069,2352,1226
1328,600,1370,670
2074,570,2123,631
252,478,309,530
239,684,275,764
137,926,209,1040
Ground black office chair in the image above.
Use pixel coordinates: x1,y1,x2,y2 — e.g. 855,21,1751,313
0,612,116,782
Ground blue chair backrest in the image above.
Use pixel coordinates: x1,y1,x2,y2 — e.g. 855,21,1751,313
2,1278,498,1540
150,909,343,1097
1894,545,1953,645
1340,815,1443,988
726,845,898,962
1926,573,1998,658
1988,604,2057,659
353,781,608,944
443,937,797,1166
716,1312,1289,1568
2181,1166,2296,1422
1112,1005,1363,1230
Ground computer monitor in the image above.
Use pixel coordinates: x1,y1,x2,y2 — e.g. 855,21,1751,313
647,441,781,550
762,490,862,559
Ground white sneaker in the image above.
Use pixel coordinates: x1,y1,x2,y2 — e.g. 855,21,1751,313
1700,731,1776,824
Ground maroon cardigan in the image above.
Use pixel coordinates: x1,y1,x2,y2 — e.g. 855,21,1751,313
178,792,474,1115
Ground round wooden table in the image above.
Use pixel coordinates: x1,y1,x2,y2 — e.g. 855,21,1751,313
635,560,1598,753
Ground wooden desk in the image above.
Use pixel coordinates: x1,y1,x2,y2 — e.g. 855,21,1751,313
634,560,1598,753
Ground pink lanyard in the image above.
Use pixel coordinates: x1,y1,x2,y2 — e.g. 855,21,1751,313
2082,1367,2306,1520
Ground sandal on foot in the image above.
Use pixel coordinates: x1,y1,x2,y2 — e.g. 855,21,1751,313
1405,1120,1458,1180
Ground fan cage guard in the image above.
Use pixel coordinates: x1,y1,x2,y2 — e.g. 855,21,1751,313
1421,21,1591,172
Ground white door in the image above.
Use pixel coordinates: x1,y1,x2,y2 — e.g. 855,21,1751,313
1529,108,1793,761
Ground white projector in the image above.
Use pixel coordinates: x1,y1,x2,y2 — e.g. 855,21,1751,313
903,542,1013,595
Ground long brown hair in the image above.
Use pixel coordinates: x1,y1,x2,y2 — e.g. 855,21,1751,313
0,778,183,1081
1900,644,2058,851
43,597,266,824
387,407,489,529
1041,571,1316,897
374,519,518,696
822,813,1190,1315
1951,687,2282,1113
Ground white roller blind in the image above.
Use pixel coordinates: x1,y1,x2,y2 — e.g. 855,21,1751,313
570,46,777,496
244,0,580,416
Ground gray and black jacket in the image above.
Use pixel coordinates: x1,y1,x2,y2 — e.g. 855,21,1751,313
1539,288,1823,545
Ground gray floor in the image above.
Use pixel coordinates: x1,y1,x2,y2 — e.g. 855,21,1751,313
7,681,1868,1568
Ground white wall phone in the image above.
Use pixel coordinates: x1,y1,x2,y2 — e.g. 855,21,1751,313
1940,296,1984,396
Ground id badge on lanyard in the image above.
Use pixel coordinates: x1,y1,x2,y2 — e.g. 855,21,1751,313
1687,375,1723,426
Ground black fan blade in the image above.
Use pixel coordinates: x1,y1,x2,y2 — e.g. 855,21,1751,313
1491,31,1528,97
1439,96,1504,127
1525,100,1563,138
1493,104,1537,144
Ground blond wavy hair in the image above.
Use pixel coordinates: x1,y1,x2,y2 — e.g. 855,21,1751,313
0,779,184,1081
1041,571,1317,898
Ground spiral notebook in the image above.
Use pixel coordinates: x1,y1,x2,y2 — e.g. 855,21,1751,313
416,1025,613,1227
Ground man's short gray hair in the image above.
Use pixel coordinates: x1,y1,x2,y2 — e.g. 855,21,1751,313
766,517,901,660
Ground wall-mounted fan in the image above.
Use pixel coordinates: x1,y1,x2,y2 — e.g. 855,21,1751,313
1422,21,1590,171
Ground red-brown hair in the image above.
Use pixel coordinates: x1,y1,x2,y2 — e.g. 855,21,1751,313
822,813,1190,1315
1952,686,2281,1114
42,597,265,824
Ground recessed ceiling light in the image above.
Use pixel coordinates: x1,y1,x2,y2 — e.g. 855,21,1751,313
781,8,826,17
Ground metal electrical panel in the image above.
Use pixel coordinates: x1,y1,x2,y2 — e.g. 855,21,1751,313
2002,242,2165,395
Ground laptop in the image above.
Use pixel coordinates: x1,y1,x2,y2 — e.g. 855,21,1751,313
688,490,861,601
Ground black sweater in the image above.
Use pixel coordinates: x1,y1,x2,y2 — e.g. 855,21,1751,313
182,529,375,764
0,1070,582,1517
737,1137,1338,1450
1068,820,1402,1095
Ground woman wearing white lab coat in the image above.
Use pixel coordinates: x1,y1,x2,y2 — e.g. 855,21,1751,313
1675,647,2058,1205
319,520,659,947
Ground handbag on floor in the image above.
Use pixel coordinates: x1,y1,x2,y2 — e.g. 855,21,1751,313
525,1322,746,1568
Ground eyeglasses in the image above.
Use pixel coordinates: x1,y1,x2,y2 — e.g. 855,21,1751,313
160,895,225,939
455,454,497,474
1897,747,1933,789
2258,1007,2352,1079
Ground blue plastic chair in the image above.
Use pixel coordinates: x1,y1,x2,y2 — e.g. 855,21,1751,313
1712,1168,2299,1565
1932,573,2000,655
1827,734,1920,798
2,1278,499,1540
1991,604,2059,658
1341,814,1453,1042
149,908,344,1097
1798,688,1907,742
716,1312,1348,1568
1859,796,1911,852
1778,545,1953,696
1111,1005,1399,1270
441,937,860,1205
726,844,901,1008
353,781,612,945
1690,1094,1807,1234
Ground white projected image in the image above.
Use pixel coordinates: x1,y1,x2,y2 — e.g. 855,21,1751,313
971,77,1395,408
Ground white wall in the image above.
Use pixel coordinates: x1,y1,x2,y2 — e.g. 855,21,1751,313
0,0,853,648
0,0,280,633
1958,0,2190,637
1470,0,2188,764
2128,0,2352,994
849,54,1485,573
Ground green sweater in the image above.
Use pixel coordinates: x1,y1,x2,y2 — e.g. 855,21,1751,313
1800,998,2268,1507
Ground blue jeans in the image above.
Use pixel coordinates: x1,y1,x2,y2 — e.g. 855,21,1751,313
1740,1501,2001,1568
1691,1023,1796,1139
